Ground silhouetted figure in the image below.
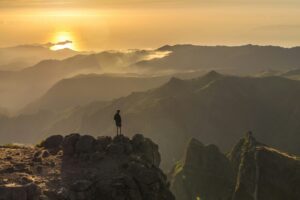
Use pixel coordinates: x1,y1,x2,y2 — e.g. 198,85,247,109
114,110,122,135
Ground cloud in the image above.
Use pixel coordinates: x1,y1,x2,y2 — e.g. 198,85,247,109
53,40,73,46
44,40,73,48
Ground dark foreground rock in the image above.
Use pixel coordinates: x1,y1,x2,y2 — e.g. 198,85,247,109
0,134,174,200
170,133,300,200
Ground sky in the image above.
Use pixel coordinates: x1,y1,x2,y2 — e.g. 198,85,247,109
1,0,300,51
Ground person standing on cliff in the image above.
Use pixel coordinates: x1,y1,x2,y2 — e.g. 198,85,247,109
114,110,122,135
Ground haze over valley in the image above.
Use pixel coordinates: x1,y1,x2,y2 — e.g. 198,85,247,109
1,0,300,199
2,44,300,113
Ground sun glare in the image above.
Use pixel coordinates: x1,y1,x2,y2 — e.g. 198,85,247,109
50,31,77,51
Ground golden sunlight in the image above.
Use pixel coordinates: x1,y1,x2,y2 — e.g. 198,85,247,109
50,31,77,51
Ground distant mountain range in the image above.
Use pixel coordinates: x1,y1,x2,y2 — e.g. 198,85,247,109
134,44,300,75
255,68,300,80
22,74,169,113
1,71,300,170
20,71,209,114
2,43,300,169
281,68,300,80
0,49,160,112
2,44,300,112
0,44,78,71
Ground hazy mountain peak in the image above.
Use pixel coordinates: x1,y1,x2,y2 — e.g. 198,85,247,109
203,70,222,79
161,77,185,90
188,137,204,148
190,70,224,87
183,138,221,167
188,137,221,155
169,76,183,83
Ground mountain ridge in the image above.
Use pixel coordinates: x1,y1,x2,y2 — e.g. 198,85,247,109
171,133,300,200
1,71,300,169
136,44,300,75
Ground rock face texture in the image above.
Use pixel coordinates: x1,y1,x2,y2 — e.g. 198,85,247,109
230,134,300,200
0,134,174,200
170,133,300,200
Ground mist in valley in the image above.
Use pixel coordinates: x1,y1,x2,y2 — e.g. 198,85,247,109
1,0,300,199
1,44,300,168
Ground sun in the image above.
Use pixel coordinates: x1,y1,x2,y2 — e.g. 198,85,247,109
50,31,77,51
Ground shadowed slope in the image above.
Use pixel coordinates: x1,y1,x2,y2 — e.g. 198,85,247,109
170,133,300,200
2,72,300,169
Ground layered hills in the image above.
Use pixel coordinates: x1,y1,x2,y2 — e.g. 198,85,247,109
0,44,78,71
135,44,300,75
3,44,300,112
0,49,164,112
50,71,300,168
2,72,300,169
22,74,168,113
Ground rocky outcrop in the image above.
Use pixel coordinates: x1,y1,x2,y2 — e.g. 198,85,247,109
0,183,40,200
0,134,174,200
170,138,234,200
39,135,64,150
61,134,171,200
231,134,300,200
171,133,300,200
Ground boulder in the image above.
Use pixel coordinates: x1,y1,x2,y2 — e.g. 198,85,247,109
132,134,161,167
75,135,96,154
0,183,40,200
41,150,50,158
69,180,94,200
107,143,126,154
62,133,80,156
40,135,64,150
71,180,93,192
95,136,112,151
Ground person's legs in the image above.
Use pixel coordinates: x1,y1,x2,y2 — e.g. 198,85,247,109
120,126,122,135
